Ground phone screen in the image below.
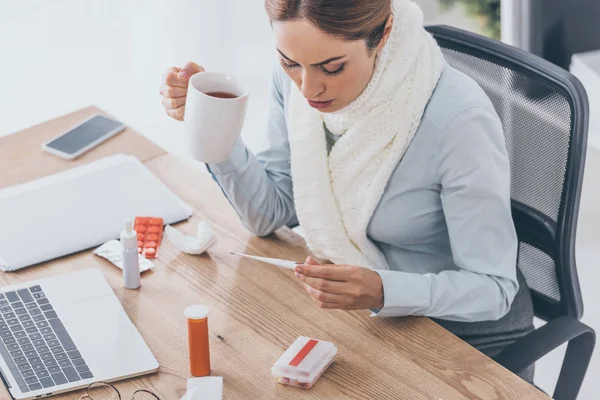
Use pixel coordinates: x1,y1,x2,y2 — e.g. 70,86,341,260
45,115,124,155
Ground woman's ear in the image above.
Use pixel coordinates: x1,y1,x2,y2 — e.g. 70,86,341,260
377,14,394,54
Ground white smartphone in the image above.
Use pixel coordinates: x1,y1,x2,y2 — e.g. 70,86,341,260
42,114,126,160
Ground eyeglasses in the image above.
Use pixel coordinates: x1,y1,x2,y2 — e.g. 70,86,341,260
79,381,160,400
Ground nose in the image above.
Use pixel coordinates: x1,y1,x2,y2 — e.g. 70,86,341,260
300,70,325,100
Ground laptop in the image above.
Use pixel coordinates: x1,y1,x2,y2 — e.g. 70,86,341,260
0,269,159,399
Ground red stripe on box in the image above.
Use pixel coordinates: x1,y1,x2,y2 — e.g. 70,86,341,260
289,339,319,367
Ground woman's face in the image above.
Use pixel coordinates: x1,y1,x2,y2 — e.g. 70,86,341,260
273,19,386,113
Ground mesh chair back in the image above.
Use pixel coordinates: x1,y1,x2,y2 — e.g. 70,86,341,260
426,26,589,321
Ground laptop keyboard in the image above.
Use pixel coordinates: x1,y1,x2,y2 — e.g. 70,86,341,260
0,286,93,393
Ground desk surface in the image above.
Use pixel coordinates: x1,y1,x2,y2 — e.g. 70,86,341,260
0,107,550,399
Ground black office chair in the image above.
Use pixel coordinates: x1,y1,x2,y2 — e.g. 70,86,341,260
425,25,596,400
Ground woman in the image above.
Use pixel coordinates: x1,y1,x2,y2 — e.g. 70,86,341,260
160,0,535,381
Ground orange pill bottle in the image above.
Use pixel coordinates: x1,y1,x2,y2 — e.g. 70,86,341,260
184,305,211,377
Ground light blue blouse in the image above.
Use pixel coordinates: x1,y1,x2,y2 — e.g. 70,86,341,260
208,65,520,323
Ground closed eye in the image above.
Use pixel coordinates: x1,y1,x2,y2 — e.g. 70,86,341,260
280,58,345,77
321,64,345,77
280,59,300,71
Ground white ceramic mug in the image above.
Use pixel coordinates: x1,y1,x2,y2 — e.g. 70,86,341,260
184,72,249,164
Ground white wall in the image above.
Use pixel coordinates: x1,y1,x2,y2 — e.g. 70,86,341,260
0,0,276,156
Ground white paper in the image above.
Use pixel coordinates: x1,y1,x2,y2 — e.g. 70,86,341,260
93,240,154,272
0,154,192,271
180,377,223,400
165,221,216,255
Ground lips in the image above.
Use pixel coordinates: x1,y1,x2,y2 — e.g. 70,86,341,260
307,99,334,109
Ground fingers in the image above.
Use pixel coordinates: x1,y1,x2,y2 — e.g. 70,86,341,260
166,106,185,121
296,274,351,295
161,63,202,121
304,284,343,303
160,84,187,98
165,70,189,87
295,263,349,282
304,285,344,309
310,298,341,309
162,62,204,88
305,256,320,265
162,66,180,82
162,95,186,109
178,62,205,81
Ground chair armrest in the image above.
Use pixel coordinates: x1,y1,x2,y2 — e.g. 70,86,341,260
493,316,595,400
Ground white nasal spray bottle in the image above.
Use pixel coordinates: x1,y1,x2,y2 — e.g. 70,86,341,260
120,219,141,289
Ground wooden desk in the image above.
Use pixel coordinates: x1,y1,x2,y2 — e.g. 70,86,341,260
0,107,550,399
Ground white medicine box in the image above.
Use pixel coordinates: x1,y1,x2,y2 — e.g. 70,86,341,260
271,336,337,389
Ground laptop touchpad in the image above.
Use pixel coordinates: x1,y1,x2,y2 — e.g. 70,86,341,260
56,293,158,380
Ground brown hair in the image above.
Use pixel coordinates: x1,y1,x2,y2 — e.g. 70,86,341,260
264,0,392,50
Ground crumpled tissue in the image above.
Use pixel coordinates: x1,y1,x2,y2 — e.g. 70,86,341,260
165,220,216,255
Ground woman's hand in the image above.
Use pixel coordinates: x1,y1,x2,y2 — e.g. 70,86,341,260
160,62,205,121
294,257,384,310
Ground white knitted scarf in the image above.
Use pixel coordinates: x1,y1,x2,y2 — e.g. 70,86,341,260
286,0,446,269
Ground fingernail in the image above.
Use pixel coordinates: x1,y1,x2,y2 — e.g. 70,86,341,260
294,272,301,278
179,71,189,79
295,265,304,274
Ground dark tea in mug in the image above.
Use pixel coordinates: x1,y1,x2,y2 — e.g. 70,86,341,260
205,91,238,99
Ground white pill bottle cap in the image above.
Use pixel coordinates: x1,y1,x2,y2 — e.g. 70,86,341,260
185,305,209,320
